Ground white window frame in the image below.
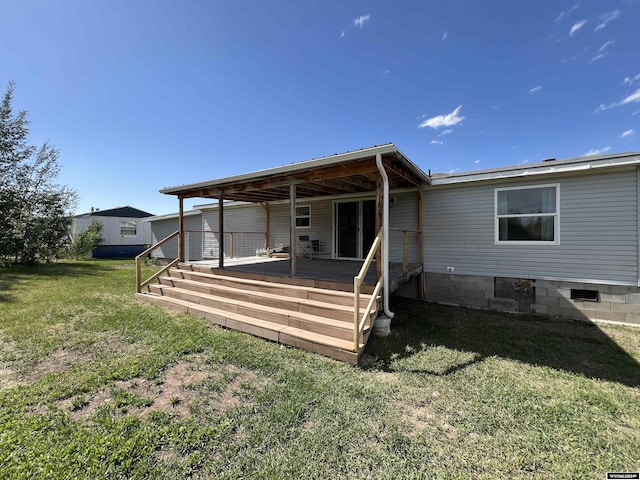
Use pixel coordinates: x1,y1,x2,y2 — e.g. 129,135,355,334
120,220,138,238
295,205,311,229
494,183,560,245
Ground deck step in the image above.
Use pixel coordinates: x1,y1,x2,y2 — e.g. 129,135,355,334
153,278,363,323
167,268,375,308
147,284,368,341
139,264,379,364
181,263,376,294
136,293,361,364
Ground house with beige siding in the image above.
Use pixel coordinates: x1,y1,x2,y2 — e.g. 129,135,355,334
139,144,640,363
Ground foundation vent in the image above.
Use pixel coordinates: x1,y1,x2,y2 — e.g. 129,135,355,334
570,289,599,302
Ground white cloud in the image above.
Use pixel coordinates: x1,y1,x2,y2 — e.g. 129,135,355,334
591,41,615,62
529,85,543,94
623,74,640,86
622,129,635,138
447,167,460,174
569,19,587,36
555,4,579,23
442,32,448,40
595,88,640,112
522,159,530,164
340,30,345,38
583,146,612,156
430,140,444,145
599,40,615,52
418,105,465,129
353,14,370,29
440,129,454,136
474,160,481,164
594,10,620,32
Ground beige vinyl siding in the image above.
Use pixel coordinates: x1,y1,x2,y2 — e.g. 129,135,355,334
270,191,419,259
202,204,266,258
424,168,639,285
389,191,421,266
269,199,333,255
150,214,202,260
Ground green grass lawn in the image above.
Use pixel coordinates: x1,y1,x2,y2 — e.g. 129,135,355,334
1,260,639,479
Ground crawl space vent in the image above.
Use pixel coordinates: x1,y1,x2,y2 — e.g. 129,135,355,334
570,289,599,302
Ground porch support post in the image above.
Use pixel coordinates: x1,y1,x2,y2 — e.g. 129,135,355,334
289,184,296,277
262,202,270,249
375,175,383,280
178,196,185,262
418,186,425,299
218,193,224,269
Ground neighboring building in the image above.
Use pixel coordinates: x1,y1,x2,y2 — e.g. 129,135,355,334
72,206,154,258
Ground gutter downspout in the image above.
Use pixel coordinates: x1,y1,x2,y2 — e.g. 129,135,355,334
376,153,395,320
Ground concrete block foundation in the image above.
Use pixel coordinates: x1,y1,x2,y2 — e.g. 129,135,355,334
424,272,640,326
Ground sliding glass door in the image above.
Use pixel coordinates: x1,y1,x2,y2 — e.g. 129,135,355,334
334,199,376,259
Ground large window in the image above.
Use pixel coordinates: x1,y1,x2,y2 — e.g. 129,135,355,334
295,205,311,228
120,221,137,237
495,184,559,244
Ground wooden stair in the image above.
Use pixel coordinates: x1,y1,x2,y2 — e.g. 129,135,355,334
136,263,378,364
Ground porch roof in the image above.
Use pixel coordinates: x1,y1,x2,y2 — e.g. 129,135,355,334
160,143,430,202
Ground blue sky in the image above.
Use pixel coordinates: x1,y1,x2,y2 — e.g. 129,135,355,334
1,1,639,216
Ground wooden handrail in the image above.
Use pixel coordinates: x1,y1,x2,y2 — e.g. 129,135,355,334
135,230,179,293
353,228,384,352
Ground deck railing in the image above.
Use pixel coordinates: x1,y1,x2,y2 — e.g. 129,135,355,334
353,228,384,352
201,231,268,260
135,230,180,293
388,228,422,281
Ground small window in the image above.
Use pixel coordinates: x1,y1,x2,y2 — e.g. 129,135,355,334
120,221,137,237
571,289,599,302
495,184,559,244
295,205,311,228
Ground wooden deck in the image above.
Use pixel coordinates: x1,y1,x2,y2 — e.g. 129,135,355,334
187,257,378,286
137,262,378,364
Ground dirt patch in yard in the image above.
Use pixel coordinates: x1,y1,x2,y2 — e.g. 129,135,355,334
214,366,259,413
1,344,97,390
63,355,263,422
24,348,93,384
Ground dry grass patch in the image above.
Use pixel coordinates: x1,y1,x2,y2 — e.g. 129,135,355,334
24,348,94,384
214,365,260,413
60,354,265,423
2,345,95,390
64,353,211,421
0,335,20,390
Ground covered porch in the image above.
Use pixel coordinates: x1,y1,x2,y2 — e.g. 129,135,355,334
136,144,430,363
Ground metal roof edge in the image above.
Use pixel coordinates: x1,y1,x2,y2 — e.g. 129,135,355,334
144,210,201,222
159,143,400,195
430,153,640,185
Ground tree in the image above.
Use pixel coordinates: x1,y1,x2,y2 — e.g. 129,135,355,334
69,220,103,259
0,82,77,264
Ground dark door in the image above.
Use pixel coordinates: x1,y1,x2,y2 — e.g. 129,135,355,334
336,202,358,258
362,200,376,256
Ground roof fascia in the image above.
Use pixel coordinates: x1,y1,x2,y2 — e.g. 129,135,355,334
431,156,640,185
160,144,399,195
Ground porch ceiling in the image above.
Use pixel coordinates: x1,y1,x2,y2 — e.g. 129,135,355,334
160,144,430,202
